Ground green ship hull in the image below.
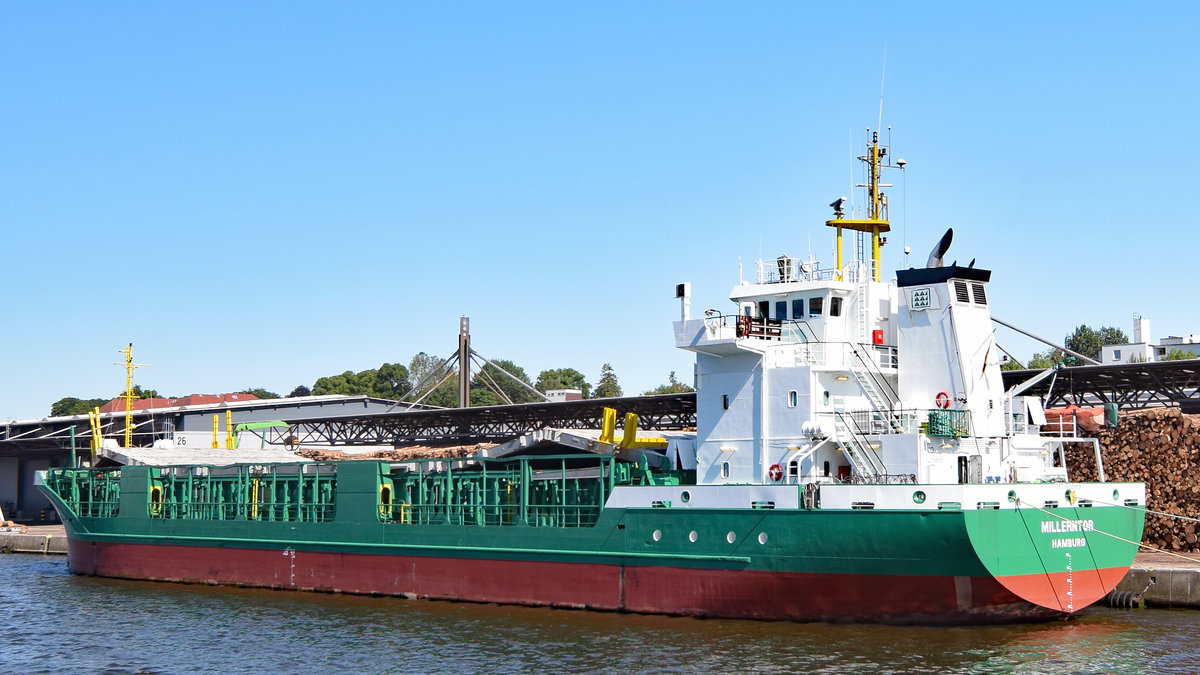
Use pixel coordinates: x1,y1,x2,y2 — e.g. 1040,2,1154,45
36,458,1144,624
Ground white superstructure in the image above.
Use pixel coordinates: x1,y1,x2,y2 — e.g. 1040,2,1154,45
672,130,1097,490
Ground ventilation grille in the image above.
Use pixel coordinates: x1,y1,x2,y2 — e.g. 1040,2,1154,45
954,281,970,303
971,283,987,305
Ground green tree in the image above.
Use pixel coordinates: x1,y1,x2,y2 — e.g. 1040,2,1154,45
1098,326,1129,347
128,384,160,399
535,367,591,398
238,388,280,399
311,363,411,399
1164,348,1197,361
1026,348,1065,370
371,363,411,399
593,363,623,398
287,385,311,397
50,397,108,417
644,371,694,394
472,358,540,404
407,352,455,402
1064,325,1101,362
1064,324,1129,362
999,359,1025,371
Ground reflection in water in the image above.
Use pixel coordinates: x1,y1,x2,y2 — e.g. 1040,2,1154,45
2,555,1199,674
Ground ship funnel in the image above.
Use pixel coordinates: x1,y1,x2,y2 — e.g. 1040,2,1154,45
926,228,954,268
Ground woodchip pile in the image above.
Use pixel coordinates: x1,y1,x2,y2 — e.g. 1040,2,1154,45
1065,407,1200,552
295,443,496,462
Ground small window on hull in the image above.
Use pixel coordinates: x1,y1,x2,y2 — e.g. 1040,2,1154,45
721,462,730,479
787,390,797,407
722,394,730,410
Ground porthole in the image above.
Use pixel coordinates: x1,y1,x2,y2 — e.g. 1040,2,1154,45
681,490,691,503
912,490,926,504
757,532,768,545
726,531,736,544
652,529,662,542
688,530,699,543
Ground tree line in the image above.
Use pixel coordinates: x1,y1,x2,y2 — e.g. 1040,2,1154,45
48,355,693,416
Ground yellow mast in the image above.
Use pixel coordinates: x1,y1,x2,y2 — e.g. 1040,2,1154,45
116,344,148,449
826,129,894,282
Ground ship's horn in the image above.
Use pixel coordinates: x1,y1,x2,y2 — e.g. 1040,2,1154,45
926,228,953,268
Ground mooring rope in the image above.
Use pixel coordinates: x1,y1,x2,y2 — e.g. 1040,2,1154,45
1017,498,1200,566
1087,498,1200,526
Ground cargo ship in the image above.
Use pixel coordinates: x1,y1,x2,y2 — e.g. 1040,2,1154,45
36,130,1145,623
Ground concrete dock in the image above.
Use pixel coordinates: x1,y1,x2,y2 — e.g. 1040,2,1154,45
0,524,68,555
1113,550,1200,609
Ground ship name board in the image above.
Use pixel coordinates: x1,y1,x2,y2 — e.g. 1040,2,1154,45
1052,537,1088,549
1040,519,1094,534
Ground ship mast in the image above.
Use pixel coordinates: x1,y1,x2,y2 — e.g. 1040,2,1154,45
826,129,897,282
116,344,148,448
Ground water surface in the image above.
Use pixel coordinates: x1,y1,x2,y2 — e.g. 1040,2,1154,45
2,555,1197,674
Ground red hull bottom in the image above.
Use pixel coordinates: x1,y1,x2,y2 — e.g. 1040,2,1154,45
69,540,1067,625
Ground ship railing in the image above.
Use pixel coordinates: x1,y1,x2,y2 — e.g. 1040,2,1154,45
835,406,974,437
151,464,337,523
381,453,611,529
754,257,880,284
788,341,898,371
1039,413,1078,438
41,468,121,519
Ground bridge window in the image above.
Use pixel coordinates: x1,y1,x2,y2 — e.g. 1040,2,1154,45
792,299,804,318
809,297,823,316
758,301,770,318
830,297,842,317
776,301,787,320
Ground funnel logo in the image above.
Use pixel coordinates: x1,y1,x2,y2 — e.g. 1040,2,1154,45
910,287,932,310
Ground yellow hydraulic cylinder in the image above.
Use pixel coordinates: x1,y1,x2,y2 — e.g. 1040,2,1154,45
225,410,234,449
212,415,219,449
621,413,639,449
599,407,617,444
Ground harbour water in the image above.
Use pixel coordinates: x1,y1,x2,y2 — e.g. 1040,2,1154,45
3,554,1199,674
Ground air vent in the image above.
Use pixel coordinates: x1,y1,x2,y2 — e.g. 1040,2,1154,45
971,283,987,305
954,281,970,303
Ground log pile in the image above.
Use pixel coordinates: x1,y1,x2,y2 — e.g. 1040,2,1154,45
295,443,495,462
1065,407,1200,552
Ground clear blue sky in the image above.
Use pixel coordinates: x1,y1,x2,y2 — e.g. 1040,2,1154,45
2,2,1196,420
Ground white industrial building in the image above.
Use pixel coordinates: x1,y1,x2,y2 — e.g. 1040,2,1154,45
1101,315,1200,364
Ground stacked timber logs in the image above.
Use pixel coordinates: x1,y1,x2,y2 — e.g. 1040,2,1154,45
1065,407,1200,552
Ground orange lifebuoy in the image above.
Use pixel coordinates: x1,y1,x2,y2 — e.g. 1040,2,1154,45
935,392,951,409
736,315,751,338
768,463,783,482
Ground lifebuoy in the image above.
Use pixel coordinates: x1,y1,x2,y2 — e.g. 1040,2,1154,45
736,315,751,338
768,463,783,482
935,392,950,409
